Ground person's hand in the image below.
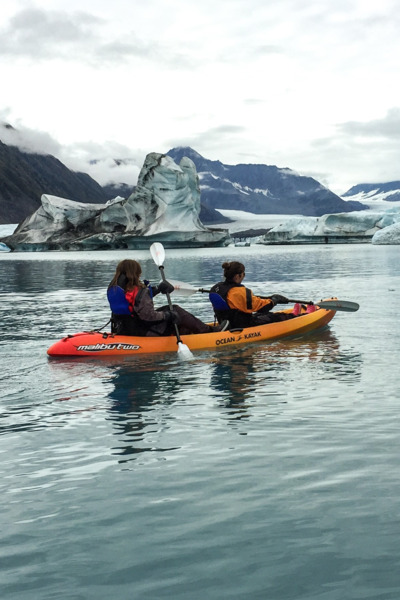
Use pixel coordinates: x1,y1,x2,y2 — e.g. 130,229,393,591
164,309,180,324
270,294,289,305
158,280,174,294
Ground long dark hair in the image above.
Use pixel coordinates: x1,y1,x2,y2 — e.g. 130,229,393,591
222,261,245,282
109,259,144,291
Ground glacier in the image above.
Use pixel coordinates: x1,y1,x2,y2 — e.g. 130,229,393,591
259,206,400,245
1,153,231,251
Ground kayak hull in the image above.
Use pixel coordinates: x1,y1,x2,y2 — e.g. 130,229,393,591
47,303,336,357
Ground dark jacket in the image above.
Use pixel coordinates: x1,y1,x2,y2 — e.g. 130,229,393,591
210,281,274,328
107,284,169,336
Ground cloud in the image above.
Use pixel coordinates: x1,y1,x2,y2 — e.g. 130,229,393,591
243,98,267,106
0,6,193,68
306,110,400,191
2,1,400,195
164,126,252,166
253,44,283,56
96,39,193,68
337,107,400,139
1,114,62,155
166,124,247,155
61,140,143,185
0,114,142,186
0,7,103,60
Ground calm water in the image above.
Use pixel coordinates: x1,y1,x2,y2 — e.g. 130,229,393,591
1,244,400,600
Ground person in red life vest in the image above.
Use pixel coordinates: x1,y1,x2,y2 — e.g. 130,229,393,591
209,260,298,329
108,259,221,336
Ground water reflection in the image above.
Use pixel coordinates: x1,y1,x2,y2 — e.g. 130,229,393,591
270,328,362,382
0,260,111,294
43,323,363,465
208,352,257,421
207,328,362,419
105,359,181,461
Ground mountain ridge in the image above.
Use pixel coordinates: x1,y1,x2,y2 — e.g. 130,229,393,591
0,140,109,224
343,182,400,203
0,137,384,225
167,147,367,217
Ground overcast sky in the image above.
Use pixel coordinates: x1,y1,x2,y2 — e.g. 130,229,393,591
1,0,400,195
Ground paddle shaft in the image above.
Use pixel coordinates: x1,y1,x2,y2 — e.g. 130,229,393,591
149,243,194,359
197,289,313,303
159,266,183,344
286,298,314,305
176,285,359,312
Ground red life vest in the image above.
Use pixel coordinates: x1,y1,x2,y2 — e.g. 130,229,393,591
125,287,140,313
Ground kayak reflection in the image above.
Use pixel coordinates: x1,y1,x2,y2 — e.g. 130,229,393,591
105,357,182,462
207,327,362,414
46,327,362,465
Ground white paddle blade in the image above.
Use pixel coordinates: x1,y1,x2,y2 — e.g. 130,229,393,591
167,279,198,297
177,342,194,360
150,242,165,267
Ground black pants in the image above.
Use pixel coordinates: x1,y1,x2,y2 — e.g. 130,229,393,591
229,310,295,329
162,305,212,335
112,306,212,337
253,312,295,325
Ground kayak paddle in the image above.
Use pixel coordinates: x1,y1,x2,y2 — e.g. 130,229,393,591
149,244,193,359
168,280,359,312
286,298,359,312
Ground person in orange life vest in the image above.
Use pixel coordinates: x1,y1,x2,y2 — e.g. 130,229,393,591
209,260,296,329
107,259,216,336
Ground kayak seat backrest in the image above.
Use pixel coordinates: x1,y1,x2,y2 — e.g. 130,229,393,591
107,285,131,315
209,292,230,311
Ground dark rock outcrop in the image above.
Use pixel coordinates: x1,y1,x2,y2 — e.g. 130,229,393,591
0,140,108,224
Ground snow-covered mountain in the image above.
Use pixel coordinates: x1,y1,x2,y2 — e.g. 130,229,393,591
4,122,393,226
167,147,368,217
342,182,400,209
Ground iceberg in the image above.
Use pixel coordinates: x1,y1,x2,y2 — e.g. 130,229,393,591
1,153,231,251
372,222,400,244
259,207,400,245
0,224,15,251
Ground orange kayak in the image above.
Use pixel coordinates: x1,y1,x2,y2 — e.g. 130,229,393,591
47,303,336,357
